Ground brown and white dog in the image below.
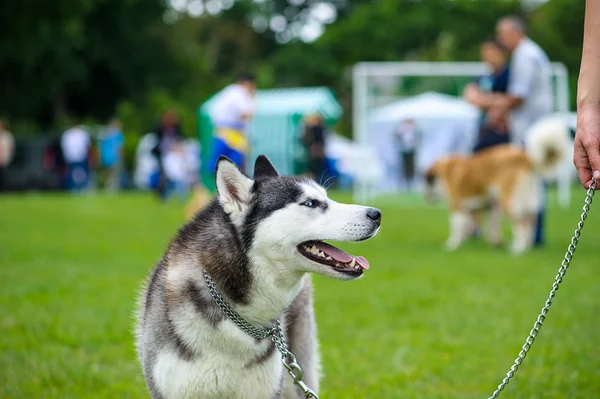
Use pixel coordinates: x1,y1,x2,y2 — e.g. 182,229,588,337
424,119,571,255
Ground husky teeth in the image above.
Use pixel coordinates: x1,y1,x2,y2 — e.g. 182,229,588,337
354,265,360,270
317,251,326,258
349,258,356,268
326,256,333,261
310,246,319,255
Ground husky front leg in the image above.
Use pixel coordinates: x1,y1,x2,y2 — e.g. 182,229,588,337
282,277,320,399
446,211,472,251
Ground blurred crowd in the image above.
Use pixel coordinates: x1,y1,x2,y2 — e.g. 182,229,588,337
0,70,333,205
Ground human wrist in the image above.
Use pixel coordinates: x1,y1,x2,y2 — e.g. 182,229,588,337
577,98,600,114
577,69,600,111
577,82,600,112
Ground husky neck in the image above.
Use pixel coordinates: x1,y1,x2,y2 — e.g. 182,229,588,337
239,256,306,327
207,253,305,328
198,202,306,328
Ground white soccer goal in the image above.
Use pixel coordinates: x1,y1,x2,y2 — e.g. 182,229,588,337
351,61,572,205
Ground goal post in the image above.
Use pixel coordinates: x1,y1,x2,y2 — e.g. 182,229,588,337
351,61,571,204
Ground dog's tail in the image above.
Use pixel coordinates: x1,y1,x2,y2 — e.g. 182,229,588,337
524,117,572,179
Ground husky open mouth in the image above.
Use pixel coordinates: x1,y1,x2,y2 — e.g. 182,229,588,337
297,241,370,275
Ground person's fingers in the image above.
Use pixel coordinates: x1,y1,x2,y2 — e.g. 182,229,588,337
573,137,593,188
577,166,594,189
584,135,600,186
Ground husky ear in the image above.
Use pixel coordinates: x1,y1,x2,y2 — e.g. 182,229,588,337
215,157,253,221
253,155,279,180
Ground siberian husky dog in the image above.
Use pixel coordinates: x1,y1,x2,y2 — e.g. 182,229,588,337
135,155,382,398
424,118,571,255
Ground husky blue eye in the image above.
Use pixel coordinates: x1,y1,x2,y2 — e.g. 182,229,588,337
302,200,318,208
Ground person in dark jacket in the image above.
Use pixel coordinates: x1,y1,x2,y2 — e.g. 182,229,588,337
151,110,183,200
301,113,327,181
465,39,512,153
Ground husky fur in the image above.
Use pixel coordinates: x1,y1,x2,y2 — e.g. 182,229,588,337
424,118,571,255
135,155,382,398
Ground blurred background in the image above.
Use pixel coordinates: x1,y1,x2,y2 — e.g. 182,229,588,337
1,1,599,398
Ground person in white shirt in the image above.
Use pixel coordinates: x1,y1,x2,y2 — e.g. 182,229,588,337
60,121,92,192
464,16,552,247
208,72,256,173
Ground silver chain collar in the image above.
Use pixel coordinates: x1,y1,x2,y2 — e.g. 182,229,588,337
488,178,596,398
203,271,320,398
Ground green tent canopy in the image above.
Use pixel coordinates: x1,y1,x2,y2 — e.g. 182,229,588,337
197,86,343,192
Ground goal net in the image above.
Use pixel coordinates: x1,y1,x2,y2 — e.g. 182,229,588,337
351,61,571,205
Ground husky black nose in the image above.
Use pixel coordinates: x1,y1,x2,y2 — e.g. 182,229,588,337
366,208,382,224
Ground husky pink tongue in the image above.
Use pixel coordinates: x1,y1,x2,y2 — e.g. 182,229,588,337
314,242,370,270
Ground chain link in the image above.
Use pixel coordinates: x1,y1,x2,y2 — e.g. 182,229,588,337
204,272,319,398
203,271,274,340
488,178,596,399
271,319,320,398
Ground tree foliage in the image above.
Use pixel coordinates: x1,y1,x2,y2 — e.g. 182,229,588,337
0,0,586,137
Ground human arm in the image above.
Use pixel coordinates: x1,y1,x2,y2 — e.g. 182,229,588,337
462,82,492,109
240,89,255,121
464,90,520,111
465,54,532,111
574,0,600,188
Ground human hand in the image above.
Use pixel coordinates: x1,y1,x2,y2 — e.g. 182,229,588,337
574,107,600,188
487,107,508,134
463,85,480,104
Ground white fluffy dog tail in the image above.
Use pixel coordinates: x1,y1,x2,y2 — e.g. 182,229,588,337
524,117,572,179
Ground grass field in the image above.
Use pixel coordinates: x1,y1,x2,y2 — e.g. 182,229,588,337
1,188,599,399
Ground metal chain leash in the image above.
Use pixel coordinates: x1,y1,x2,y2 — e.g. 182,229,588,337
487,178,596,399
204,271,273,340
271,319,320,398
203,272,319,398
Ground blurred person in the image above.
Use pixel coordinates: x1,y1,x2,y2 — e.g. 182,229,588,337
462,39,511,237
574,0,600,189
301,113,327,181
464,15,552,247
162,138,189,203
61,119,92,192
0,120,15,192
393,119,418,190
97,118,124,193
464,39,511,153
208,71,256,173
151,110,183,200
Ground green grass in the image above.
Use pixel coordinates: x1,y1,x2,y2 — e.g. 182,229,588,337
1,189,599,398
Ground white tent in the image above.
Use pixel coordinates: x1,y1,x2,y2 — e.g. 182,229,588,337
367,92,481,191
370,91,480,123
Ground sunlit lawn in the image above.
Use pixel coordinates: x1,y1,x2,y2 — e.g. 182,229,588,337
1,188,599,398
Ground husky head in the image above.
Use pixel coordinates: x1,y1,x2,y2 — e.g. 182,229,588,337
215,155,381,281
